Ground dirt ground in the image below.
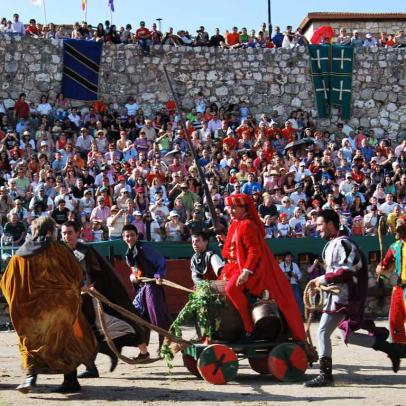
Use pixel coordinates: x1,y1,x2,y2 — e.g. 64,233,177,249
0,321,405,406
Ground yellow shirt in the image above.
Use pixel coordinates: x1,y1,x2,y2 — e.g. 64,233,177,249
387,212,402,233
402,242,406,284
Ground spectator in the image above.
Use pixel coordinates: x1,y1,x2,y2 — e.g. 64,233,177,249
164,210,186,241
11,13,25,35
351,30,363,47
106,205,127,239
90,195,111,224
194,26,209,46
150,23,162,45
272,26,284,48
394,29,406,48
135,21,151,55
209,28,225,47
363,33,378,47
336,28,351,45
279,252,304,315
226,26,240,48
3,212,26,245
380,193,397,216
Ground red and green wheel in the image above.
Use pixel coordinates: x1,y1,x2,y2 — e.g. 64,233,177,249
182,354,202,379
197,344,239,384
248,355,271,375
268,343,308,382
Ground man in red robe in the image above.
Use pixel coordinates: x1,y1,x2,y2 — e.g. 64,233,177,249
217,193,305,341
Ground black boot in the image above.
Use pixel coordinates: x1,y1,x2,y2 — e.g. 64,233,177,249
16,373,37,394
373,339,406,373
304,357,334,387
77,361,100,379
109,355,118,373
54,370,81,393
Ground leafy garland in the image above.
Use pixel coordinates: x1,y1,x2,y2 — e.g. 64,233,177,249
160,281,224,369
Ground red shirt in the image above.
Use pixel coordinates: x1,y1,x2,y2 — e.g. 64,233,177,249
281,127,295,143
14,100,30,119
223,136,238,150
266,128,281,140
226,32,240,46
136,27,151,40
351,170,365,184
236,124,253,139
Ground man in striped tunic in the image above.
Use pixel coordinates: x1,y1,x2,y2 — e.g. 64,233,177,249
305,209,406,387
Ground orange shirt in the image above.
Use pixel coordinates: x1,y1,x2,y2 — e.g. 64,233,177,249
236,125,253,139
281,127,295,143
266,128,281,140
223,136,238,150
226,32,240,46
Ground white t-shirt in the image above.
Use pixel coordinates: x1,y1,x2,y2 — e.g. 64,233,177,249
125,102,139,116
37,103,53,116
277,222,290,237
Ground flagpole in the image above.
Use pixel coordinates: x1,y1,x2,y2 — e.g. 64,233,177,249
85,0,88,22
42,0,47,25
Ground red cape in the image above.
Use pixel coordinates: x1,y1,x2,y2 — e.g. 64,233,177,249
221,219,305,341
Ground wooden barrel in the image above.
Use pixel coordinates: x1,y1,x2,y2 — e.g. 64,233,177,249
205,280,244,342
251,300,283,341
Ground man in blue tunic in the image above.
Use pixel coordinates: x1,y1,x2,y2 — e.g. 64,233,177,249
122,224,171,352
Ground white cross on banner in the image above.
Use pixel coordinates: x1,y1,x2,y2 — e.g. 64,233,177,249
332,80,351,101
315,79,329,100
311,49,329,70
332,49,352,70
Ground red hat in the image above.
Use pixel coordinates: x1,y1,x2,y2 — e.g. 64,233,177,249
225,193,265,237
118,175,126,181
398,215,406,223
279,212,288,219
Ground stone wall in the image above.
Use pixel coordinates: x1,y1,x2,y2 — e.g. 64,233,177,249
0,36,405,138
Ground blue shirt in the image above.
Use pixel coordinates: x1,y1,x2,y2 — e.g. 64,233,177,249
360,146,375,161
241,181,262,195
272,32,284,47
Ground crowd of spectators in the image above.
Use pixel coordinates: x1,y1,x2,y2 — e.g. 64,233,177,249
1,13,405,53
0,87,405,247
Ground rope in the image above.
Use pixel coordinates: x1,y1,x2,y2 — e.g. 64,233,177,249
138,277,194,294
84,287,191,348
302,281,341,365
95,295,144,364
378,216,385,262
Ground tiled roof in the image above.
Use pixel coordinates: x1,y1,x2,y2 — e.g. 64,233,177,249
299,12,406,31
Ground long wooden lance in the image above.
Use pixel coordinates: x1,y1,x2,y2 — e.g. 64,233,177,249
162,65,222,233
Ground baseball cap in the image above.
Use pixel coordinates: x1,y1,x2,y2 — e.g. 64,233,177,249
169,210,179,218
134,210,142,216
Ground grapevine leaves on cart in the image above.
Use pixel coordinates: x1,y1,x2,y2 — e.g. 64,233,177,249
160,281,224,369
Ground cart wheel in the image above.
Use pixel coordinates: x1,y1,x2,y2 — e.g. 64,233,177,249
268,343,308,382
197,344,239,384
248,355,271,375
182,354,202,379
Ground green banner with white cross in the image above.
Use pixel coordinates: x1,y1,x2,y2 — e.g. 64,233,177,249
308,44,354,120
